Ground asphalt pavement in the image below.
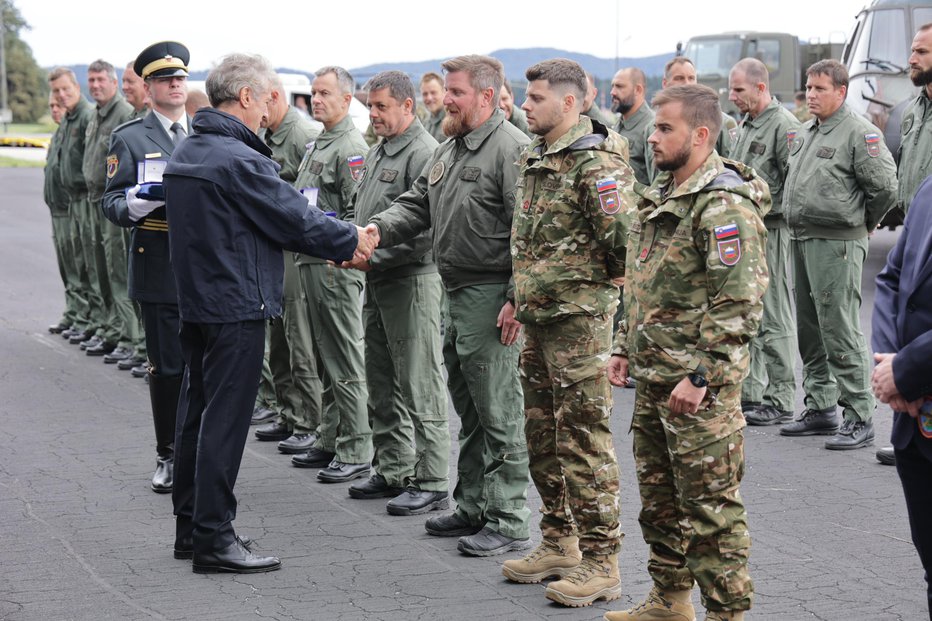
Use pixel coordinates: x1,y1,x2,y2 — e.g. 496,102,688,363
0,168,924,620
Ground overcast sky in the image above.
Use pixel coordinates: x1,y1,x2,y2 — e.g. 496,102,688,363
21,0,868,73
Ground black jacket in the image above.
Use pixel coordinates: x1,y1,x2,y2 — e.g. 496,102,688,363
164,108,358,323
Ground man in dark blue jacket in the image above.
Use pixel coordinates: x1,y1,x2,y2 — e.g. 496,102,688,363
872,175,932,618
163,53,374,574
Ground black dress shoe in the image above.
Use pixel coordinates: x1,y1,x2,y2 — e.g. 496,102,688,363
254,421,291,441
317,460,370,483
250,406,277,425
79,335,103,350
103,346,134,363
86,341,117,356
48,322,70,334
277,433,317,454
151,457,173,493
458,527,532,557
174,535,252,560
68,330,94,345
292,447,336,468
192,539,281,574
425,512,482,537
745,404,793,426
780,407,839,436
348,473,403,499
741,400,762,415
876,446,896,465
825,418,875,450
118,355,146,370
386,488,449,515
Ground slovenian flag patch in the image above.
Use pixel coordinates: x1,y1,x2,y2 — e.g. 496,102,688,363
596,178,617,193
714,223,739,240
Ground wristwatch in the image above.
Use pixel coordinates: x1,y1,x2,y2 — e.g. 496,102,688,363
687,364,709,388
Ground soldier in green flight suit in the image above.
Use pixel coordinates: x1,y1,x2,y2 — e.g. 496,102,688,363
663,57,735,158
780,60,897,450
610,67,655,186
606,84,769,621
288,66,373,484
500,81,531,137
503,58,636,608
49,67,97,345
342,71,451,516
83,60,136,360
420,72,447,143
727,57,801,426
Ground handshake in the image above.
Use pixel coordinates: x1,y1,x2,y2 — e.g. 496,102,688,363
345,223,381,271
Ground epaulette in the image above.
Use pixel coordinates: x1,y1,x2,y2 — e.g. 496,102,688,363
112,117,144,134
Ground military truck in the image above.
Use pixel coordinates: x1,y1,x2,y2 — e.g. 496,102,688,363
681,32,844,116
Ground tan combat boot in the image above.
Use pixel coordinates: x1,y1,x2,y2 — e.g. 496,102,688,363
544,553,621,607
502,536,581,583
603,585,696,621
704,611,744,621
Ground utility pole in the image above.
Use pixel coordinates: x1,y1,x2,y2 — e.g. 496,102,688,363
0,6,10,131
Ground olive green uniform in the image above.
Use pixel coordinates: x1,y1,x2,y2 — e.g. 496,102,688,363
293,114,372,463
730,100,800,414
783,103,897,422
351,118,449,492
897,89,932,215
717,112,737,158
44,123,86,329
614,152,770,613
584,102,613,127
425,109,446,143
58,98,98,334
512,116,634,557
84,94,136,349
614,102,655,186
262,107,321,434
370,108,531,539
507,107,532,137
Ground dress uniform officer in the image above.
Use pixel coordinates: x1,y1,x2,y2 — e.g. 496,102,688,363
102,41,191,494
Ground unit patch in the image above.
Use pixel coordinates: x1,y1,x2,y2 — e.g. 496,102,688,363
347,155,365,181
815,147,836,159
378,169,398,183
865,133,881,158
749,141,766,156
596,178,621,214
718,238,741,266
309,161,324,175
107,154,118,179
428,161,445,185
460,166,481,182
786,130,797,152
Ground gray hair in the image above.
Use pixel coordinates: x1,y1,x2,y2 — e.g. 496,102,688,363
732,57,770,90
47,67,79,85
206,53,277,108
316,66,355,95
366,70,415,105
441,55,504,107
87,60,117,80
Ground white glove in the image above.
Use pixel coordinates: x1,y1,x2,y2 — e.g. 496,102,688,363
127,184,165,222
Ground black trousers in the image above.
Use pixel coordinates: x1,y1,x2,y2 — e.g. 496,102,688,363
140,301,183,377
172,319,266,553
895,437,932,620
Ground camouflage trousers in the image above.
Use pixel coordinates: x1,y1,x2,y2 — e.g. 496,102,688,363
521,314,622,556
632,381,753,612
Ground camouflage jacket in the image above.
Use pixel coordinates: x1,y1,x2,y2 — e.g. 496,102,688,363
511,116,635,325
612,151,770,386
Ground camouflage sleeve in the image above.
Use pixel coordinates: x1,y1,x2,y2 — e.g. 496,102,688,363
578,152,635,279
690,193,768,385
853,129,898,231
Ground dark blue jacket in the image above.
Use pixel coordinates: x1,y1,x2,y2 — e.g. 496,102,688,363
164,108,358,323
872,175,932,460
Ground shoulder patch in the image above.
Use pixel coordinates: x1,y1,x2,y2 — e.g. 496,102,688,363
718,238,741,266
714,223,739,240
865,133,881,158
347,155,365,180
106,154,119,179
901,114,914,136
786,130,797,151
596,177,621,214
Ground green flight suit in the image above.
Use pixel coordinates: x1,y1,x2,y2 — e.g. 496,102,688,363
718,112,737,158
293,114,371,463
370,108,531,539
44,124,86,328
730,99,800,413
613,152,770,612
898,89,932,214
262,107,321,434
783,103,897,422
351,118,449,492
615,101,655,186
507,107,532,137
512,116,635,557
584,102,613,127
85,94,136,348
425,109,446,144
58,98,98,334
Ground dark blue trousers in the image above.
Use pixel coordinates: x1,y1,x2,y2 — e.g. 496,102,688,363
896,437,932,620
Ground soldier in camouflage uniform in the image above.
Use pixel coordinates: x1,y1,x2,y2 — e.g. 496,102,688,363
728,58,801,426
793,92,812,123
420,72,447,143
605,85,769,621
502,58,635,608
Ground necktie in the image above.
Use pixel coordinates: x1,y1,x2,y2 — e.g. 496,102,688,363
170,122,186,146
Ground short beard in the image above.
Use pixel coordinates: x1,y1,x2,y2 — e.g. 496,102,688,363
442,105,481,137
612,96,634,115
654,142,692,173
910,65,932,87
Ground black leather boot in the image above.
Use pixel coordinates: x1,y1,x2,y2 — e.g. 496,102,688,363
149,373,182,493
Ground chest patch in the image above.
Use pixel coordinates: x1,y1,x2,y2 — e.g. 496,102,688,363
429,161,445,185
309,160,324,175
864,133,881,158
460,166,481,182
378,169,399,183
901,114,914,136
749,141,766,156
815,147,835,159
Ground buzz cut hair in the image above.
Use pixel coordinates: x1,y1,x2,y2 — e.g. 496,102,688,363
206,53,277,108
48,67,79,85
87,60,117,81
807,59,848,89
441,55,505,107
420,71,443,87
624,67,647,88
664,56,695,80
316,66,355,96
652,84,722,145
525,58,588,105
366,70,416,106
732,57,770,89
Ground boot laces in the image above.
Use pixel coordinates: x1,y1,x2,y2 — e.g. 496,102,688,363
523,540,558,562
631,588,671,612
564,557,600,584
